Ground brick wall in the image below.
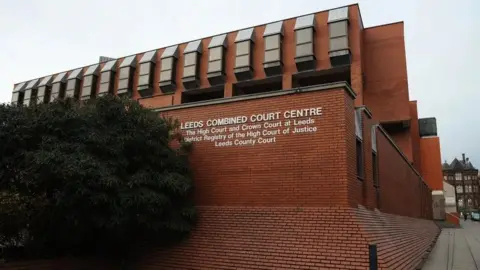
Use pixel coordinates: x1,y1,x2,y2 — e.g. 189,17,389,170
135,206,371,269
420,137,444,191
363,22,411,123
1,85,438,269
356,207,439,270
375,127,430,218
160,85,353,207
409,101,422,173
1,207,439,270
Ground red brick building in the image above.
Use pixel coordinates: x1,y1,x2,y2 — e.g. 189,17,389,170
9,4,443,269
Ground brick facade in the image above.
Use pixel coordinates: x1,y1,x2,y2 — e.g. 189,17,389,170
6,3,443,269
160,85,353,207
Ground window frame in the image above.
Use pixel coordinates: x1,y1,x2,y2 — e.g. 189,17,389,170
356,137,364,179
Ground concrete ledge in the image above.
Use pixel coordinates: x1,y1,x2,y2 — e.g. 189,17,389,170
355,105,373,119
152,81,356,112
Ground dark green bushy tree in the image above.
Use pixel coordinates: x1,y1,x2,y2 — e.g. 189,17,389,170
0,96,195,258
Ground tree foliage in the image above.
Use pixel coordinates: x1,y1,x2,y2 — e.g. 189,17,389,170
0,96,196,258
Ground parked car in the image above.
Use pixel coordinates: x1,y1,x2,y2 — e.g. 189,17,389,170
471,212,480,221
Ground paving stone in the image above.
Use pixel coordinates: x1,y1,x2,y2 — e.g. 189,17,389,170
423,221,480,270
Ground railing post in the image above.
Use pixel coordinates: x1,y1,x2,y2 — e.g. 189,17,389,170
369,244,378,270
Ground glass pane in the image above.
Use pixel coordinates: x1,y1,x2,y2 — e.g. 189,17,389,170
209,47,222,61
160,70,172,82
296,28,313,44
236,41,250,56
24,89,32,99
296,43,313,57
264,49,280,62
52,83,60,94
51,91,59,100
184,53,196,67
183,65,195,77
118,79,128,90
66,80,76,90
119,67,130,79
139,63,150,75
329,36,348,51
208,60,222,73
101,72,110,83
65,89,75,98
37,86,46,96
138,74,149,86
265,35,280,50
81,87,91,97
37,95,44,104
161,58,173,70
329,21,348,38
99,83,109,93
11,92,18,102
83,75,93,87
235,55,249,68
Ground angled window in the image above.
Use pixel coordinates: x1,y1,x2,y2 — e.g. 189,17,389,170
117,55,137,97
137,50,157,97
356,138,364,179
37,75,53,104
99,59,117,97
23,79,40,106
355,109,364,179
159,45,179,93
355,110,362,139
65,68,83,100
294,14,316,71
263,21,283,76
182,40,202,90
234,27,255,81
328,7,351,66
207,34,227,85
11,81,27,106
372,151,379,187
81,64,100,101
371,125,377,152
51,72,67,100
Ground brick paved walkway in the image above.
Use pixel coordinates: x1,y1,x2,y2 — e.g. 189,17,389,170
423,220,480,270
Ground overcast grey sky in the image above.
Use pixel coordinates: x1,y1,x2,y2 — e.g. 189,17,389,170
0,0,478,165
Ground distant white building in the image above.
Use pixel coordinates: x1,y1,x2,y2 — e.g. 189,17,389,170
443,180,457,213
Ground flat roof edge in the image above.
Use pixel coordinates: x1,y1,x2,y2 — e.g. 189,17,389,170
152,81,356,112
364,21,404,30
